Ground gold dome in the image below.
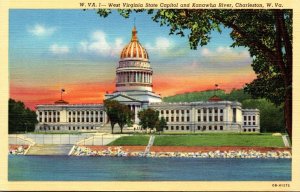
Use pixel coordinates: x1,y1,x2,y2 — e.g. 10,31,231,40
120,27,149,60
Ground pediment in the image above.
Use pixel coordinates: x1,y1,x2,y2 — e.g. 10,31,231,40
106,94,141,102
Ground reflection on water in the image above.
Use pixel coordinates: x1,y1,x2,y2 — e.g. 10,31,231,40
8,156,291,181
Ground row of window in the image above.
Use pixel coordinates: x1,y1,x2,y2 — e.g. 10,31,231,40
164,115,224,122
68,111,103,116
41,118,60,123
159,108,224,115
68,117,103,123
244,115,256,121
244,122,256,126
39,126,95,131
39,111,60,116
244,128,257,132
165,125,224,131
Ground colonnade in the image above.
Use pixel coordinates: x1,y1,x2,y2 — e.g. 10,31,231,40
117,71,152,84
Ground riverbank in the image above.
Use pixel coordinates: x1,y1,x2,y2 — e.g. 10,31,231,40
9,145,28,155
71,145,291,159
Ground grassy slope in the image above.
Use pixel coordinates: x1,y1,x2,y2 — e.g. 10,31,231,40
153,134,284,147
108,134,284,147
108,136,149,146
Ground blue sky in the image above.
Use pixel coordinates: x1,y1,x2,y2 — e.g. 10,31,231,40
9,9,255,108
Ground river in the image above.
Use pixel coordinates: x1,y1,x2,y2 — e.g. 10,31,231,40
8,155,291,181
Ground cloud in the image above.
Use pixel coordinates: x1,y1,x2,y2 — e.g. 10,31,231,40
145,37,173,51
49,44,70,54
28,24,56,37
78,30,124,57
200,46,251,62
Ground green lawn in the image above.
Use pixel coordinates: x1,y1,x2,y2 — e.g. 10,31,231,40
153,134,285,147
108,136,150,146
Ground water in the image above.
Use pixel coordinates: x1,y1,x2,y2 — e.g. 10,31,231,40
8,156,291,181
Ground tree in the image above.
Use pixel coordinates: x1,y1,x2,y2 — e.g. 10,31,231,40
97,9,292,140
138,108,159,131
9,99,37,133
117,104,134,134
104,100,120,134
156,117,167,134
104,100,134,134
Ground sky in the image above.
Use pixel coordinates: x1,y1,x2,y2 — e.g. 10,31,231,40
9,9,256,109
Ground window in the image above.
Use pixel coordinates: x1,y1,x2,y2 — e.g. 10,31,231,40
209,108,212,113
39,112,42,116
171,110,174,114
214,108,218,113
181,117,184,122
220,109,223,113
198,116,201,121
82,118,84,122
166,110,169,114
57,112,60,116
95,118,98,122
166,117,169,122
248,122,251,125
100,117,103,122
45,111,47,115
91,118,94,122
181,126,184,130
203,126,206,131
203,108,207,113
244,129,246,132
187,117,190,122
44,118,47,122
57,127,60,130
220,126,223,130
253,122,256,125
77,126,80,130
161,110,164,114
248,116,251,120
176,117,179,122
187,110,189,114
69,111,71,115
209,126,212,130
171,117,174,122
220,116,223,122
253,128,255,132
176,110,179,114
68,118,71,122
73,118,75,122
73,111,75,115
69,127,71,130
86,118,89,122
78,118,80,122
100,111,103,115
214,126,217,130
77,111,80,115
186,126,189,130
244,122,247,125
39,118,42,122
248,129,251,132
244,116,247,121
176,126,179,130
214,116,218,121
209,116,212,122
53,111,56,115
91,111,94,115
82,111,84,115
57,118,60,122
198,109,201,113
171,126,174,130
49,112,52,115
95,111,98,115
181,110,184,114
198,126,201,130
253,116,256,120
203,116,207,122
87,111,89,115
165,127,168,130
233,108,236,122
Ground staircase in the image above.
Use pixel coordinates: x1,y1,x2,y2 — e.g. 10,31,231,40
144,135,155,155
26,144,73,155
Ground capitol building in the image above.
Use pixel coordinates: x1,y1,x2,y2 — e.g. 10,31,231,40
35,27,260,133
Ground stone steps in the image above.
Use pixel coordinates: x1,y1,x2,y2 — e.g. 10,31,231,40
26,144,73,155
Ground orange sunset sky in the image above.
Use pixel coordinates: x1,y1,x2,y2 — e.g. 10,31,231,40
9,10,256,110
